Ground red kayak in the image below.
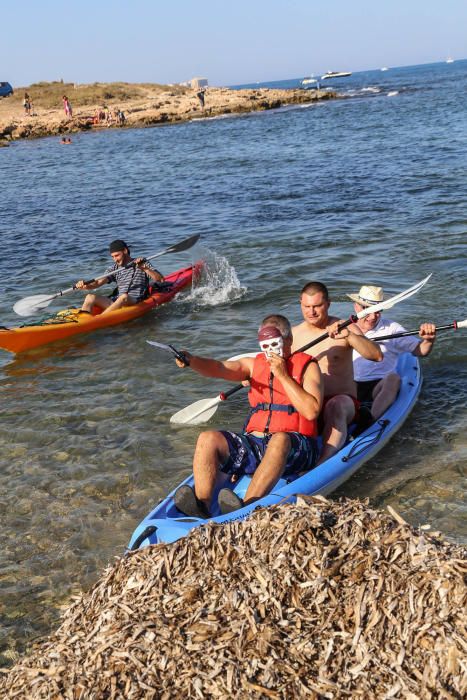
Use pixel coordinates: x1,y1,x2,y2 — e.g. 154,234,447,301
0,262,203,354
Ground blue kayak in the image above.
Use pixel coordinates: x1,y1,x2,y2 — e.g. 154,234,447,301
128,353,421,550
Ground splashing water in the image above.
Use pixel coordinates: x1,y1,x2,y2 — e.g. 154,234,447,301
184,250,247,307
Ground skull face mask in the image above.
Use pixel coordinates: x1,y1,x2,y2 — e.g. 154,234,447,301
258,325,284,358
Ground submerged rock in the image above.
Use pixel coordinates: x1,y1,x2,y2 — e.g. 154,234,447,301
0,496,465,698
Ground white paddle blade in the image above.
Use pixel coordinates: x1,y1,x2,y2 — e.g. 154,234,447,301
357,273,432,319
13,294,55,317
170,396,221,425
457,319,467,329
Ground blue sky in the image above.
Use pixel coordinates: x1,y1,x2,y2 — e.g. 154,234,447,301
2,0,466,87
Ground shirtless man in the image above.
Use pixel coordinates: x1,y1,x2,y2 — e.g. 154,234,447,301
292,281,383,463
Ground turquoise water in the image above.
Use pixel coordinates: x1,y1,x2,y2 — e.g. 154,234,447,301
0,60,466,663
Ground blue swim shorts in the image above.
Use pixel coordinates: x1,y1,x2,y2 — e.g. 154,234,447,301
219,431,318,478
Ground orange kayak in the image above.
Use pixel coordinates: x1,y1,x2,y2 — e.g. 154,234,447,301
0,262,202,354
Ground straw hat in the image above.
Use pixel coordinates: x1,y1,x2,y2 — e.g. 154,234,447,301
347,285,384,307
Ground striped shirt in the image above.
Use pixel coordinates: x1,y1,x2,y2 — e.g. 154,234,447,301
105,260,157,302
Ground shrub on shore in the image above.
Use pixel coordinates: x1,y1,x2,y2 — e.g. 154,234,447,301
7,81,189,109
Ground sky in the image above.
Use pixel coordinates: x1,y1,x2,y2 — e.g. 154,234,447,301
1,0,466,87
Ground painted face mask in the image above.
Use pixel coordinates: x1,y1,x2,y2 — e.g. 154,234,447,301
258,325,284,358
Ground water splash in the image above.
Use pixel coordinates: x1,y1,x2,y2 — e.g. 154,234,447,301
184,250,247,307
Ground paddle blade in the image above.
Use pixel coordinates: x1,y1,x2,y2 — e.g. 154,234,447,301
13,294,55,316
357,273,432,319
170,396,221,425
166,233,200,254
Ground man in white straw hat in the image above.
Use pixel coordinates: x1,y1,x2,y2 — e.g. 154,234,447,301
348,284,436,419
293,281,383,464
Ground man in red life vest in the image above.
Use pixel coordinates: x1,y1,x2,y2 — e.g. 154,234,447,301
174,314,323,518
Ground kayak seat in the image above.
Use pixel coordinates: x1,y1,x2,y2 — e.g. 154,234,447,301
149,281,175,295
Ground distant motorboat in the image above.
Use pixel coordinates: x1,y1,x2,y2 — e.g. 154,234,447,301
446,57,454,63
301,76,318,86
321,71,352,80
381,67,389,71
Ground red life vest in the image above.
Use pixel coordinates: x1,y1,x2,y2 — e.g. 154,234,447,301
245,352,318,437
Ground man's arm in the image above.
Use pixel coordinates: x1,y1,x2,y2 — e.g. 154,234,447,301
176,353,254,382
268,355,323,421
75,276,110,291
134,258,164,282
413,323,436,357
327,320,383,361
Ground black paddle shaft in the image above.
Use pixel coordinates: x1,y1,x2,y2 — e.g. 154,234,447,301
296,315,358,354
373,322,456,342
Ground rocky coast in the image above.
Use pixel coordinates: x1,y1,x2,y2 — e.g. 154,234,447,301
0,496,465,699
0,82,335,144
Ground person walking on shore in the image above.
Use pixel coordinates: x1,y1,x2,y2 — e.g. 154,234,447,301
196,89,205,110
348,285,436,419
62,95,72,118
23,93,31,116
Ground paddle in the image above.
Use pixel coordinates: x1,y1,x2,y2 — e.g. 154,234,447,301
13,233,201,317
369,319,466,342
170,274,432,425
146,340,190,366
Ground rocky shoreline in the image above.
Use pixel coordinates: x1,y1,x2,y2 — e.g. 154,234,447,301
0,497,465,698
0,86,335,144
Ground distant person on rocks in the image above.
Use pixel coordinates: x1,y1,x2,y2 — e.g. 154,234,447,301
348,284,437,420
197,89,205,109
62,95,72,118
75,239,164,314
117,109,126,125
23,93,31,116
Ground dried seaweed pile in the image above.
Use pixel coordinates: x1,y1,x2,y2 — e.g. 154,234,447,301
1,497,466,699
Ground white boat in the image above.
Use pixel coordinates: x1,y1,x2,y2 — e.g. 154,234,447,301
381,67,389,72
446,57,454,64
301,76,318,86
321,71,352,80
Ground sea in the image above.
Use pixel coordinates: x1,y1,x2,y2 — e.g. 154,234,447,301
0,60,466,663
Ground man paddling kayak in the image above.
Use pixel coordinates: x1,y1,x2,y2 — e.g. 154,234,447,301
173,314,323,518
76,239,164,314
348,284,436,419
292,281,383,464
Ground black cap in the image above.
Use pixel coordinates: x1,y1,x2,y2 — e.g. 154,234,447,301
109,239,129,254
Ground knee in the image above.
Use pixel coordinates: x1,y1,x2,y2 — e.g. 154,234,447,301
381,372,401,393
84,293,96,304
324,395,353,422
268,432,291,450
196,430,225,453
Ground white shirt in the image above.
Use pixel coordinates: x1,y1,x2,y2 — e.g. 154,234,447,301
353,317,420,381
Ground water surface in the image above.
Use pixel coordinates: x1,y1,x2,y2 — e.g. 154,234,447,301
0,60,466,663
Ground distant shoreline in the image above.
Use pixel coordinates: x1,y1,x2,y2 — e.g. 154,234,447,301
0,84,336,144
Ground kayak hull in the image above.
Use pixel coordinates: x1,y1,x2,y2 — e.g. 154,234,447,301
0,263,202,354
128,353,422,549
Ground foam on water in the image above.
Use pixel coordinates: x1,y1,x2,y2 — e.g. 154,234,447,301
182,251,247,307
